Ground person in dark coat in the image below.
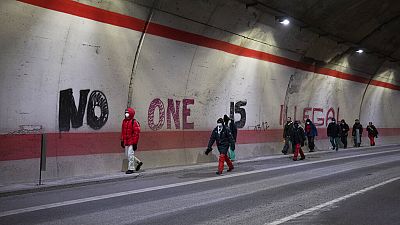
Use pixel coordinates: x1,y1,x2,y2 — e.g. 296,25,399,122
205,118,235,175
282,117,294,155
290,121,306,161
327,118,340,151
120,107,143,174
352,119,363,147
224,114,237,161
366,122,378,146
304,119,318,152
339,119,350,149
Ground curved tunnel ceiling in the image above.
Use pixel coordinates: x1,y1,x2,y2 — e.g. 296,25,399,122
242,0,400,63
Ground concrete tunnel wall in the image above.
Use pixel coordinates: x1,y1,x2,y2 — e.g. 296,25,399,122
1,0,400,184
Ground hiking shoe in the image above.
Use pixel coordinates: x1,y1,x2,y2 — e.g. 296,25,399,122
135,162,143,171
125,170,134,174
216,171,222,175
300,157,305,160
227,167,234,172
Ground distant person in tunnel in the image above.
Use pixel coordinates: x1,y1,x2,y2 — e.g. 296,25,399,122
352,119,363,147
327,118,340,151
224,114,237,161
290,120,306,161
205,118,235,175
282,117,294,155
339,119,350,149
366,122,378,146
304,118,318,152
121,107,143,174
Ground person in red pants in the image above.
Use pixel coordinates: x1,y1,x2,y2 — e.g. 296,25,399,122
290,121,306,161
366,122,378,146
205,118,235,175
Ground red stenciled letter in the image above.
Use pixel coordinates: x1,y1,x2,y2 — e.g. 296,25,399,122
167,99,180,129
182,99,194,129
313,108,324,126
148,98,165,131
303,107,312,123
326,107,335,124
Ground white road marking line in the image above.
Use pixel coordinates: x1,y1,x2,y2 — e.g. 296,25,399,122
1,149,399,218
265,176,400,225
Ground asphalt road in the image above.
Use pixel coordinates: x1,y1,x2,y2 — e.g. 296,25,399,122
1,145,400,225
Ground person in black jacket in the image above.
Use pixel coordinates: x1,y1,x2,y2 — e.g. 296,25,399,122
366,122,378,146
205,118,235,175
352,119,363,147
290,121,306,161
304,119,318,152
327,118,340,151
282,117,294,155
339,119,350,149
224,115,237,161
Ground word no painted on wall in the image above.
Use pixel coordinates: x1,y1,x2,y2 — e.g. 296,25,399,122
59,89,109,131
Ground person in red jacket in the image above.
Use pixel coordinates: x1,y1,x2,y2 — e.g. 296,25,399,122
121,107,143,174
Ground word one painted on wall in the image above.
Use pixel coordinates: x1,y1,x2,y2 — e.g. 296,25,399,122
59,89,109,131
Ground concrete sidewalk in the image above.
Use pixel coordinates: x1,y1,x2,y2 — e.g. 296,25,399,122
0,144,395,197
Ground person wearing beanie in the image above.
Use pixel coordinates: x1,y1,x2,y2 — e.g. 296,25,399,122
327,118,340,151
205,118,235,175
366,122,378,146
339,119,350,149
304,118,318,152
352,119,363,147
290,120,306,161
282,117,294,155
224,114,237,161
120,107,143,174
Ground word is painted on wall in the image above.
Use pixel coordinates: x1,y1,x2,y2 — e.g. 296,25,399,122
280,105,340,127
59,89,109,131
230,101,247,128
148,98,194,131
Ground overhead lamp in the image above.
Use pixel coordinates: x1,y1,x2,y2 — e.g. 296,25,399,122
356,49,364,54
276,16,290,25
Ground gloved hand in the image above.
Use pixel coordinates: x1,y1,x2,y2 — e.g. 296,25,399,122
205,148,212,155
120,140,124,148
231,144,235,151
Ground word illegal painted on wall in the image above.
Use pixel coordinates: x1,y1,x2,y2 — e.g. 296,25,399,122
59,89,109,131
280,105,340,126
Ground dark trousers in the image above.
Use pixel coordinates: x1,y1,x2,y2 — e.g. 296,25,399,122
307,136,315,151
341,136,348,148
218,154,233,173
282,137,293,154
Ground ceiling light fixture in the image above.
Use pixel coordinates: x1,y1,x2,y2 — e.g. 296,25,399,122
356,49,364,54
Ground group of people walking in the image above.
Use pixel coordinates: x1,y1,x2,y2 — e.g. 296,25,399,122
282,117,379,160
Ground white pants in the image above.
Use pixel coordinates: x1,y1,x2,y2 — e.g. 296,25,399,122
125,145,140,171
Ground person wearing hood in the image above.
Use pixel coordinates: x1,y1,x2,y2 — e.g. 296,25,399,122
224,114,237,161
352,119,363,147
282,117,294,155
327,118,340,151
205,118,235,175
304,119,318,152
290,120,306,161
121,107,143,174
339,119,350,149
366,122,378,146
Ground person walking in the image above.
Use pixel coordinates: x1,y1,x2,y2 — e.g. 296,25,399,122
282,117,294,155
121,107,143,174
366,122,378,146
352,119,363,147
205,118,235,175
339,119,350,149
327,118,340,151
224,115,237,161
290,121,306,161
304,118,318,152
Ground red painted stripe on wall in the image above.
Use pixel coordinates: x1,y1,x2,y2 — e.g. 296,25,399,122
17,0,400,91
1,128,400,161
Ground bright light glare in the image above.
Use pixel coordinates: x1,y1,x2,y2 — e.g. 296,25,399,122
356,49,364,54
280,19,290,25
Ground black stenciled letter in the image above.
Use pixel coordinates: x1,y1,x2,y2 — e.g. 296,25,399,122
59,89,90,131
87,91,109,130
235,101,247,128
